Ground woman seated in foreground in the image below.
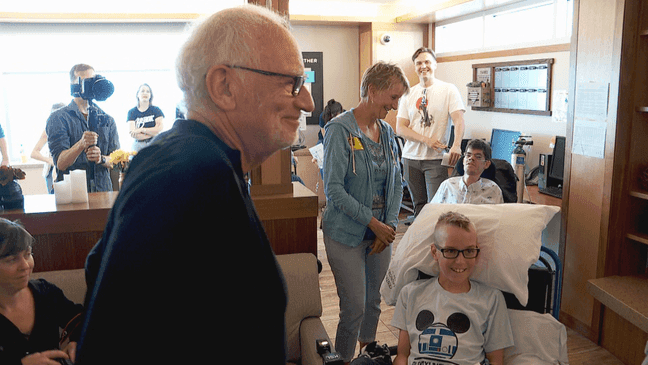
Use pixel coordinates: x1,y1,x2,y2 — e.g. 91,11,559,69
0,218,83,365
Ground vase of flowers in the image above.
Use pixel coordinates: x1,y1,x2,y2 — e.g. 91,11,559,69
0,166,26,210
108,150,137,189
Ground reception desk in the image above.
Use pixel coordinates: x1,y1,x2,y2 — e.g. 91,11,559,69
1,182,318,272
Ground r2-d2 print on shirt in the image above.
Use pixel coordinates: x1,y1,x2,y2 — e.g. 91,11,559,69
415,310,470,365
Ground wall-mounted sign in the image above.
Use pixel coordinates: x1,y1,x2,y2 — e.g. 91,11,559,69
303,52,323,125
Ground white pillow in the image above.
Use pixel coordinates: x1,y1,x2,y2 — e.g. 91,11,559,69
381,203,560,306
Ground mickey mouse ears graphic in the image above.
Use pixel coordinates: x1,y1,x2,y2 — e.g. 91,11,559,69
415,310,470,334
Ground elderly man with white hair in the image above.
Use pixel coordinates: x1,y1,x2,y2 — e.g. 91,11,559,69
76,5,314,365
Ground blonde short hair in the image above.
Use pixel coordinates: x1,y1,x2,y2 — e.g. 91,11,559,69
432,211,476,248
360,61,410,101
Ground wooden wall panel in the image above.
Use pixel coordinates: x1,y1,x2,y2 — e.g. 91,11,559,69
562,0,624,334
600,307,648,365
32,232,103,272
263,217,317,256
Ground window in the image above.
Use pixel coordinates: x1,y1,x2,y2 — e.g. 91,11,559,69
484,2,554,47
435,17,484,54
0,23,187,164
434,0,573,55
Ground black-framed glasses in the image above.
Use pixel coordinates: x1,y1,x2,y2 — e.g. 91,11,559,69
226,65,306,96
437,247,480,259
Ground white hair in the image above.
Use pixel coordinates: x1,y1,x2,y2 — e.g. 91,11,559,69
175,4,290,114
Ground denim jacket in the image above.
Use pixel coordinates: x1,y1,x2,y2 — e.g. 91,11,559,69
322,109,403,247
46,101,119,192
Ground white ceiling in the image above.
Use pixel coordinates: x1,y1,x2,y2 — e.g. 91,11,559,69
289,0,530,24
0,0,531,24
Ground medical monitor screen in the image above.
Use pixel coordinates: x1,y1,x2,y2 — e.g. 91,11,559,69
490,129,521,161
549,136,566,181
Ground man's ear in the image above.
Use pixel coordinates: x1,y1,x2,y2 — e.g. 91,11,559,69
205,65,237,111
483,159,492,170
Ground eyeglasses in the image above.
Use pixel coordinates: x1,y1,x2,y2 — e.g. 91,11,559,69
463,152,485,161
226,65,306,96
437,247,480,259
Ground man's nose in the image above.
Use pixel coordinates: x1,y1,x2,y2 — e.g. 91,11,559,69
297,86,315,113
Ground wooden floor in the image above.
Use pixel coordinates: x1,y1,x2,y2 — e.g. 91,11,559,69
315,213,627,365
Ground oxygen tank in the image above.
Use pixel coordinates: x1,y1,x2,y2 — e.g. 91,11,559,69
511,137,526,203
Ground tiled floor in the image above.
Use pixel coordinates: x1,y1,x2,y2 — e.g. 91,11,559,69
316,212,626,364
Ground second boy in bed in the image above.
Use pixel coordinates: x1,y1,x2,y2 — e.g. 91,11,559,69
392,211,513,365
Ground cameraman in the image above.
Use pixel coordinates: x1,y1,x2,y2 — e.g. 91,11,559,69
47,64,119,192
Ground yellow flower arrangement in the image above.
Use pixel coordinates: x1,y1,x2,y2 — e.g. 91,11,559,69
108,149,137,172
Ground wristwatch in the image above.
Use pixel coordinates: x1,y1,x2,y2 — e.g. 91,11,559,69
100,156,106,165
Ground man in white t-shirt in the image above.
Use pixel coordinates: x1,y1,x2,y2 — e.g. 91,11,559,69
397,47,466,216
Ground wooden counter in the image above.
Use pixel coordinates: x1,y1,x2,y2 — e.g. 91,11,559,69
524,185,562,207
1,183,318,272
252,182,319,256
1,192,118,272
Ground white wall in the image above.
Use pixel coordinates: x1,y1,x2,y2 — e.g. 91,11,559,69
292,23,360,147
435,51,570,168
291,23,361,204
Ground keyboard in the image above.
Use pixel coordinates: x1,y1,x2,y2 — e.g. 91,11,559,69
539,186,563,199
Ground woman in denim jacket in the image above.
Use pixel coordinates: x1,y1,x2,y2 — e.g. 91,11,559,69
322,62,409,364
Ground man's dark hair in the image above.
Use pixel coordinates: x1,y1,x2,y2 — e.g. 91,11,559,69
466,138,492,161
69,64,94,83
322,99,344,124
411,47,436,62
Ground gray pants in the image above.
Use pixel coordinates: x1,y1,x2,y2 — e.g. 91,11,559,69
324,234,392,362
402,158,448,216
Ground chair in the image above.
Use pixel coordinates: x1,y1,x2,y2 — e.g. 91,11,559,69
451,156,517,203
30,256,332,365
31,269,86,305
276,253,334,365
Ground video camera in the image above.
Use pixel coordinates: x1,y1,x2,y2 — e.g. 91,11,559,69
70,75,114,101
316,339,344,364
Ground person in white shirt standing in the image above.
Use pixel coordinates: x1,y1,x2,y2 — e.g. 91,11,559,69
432,138,504,204
396,47,466,216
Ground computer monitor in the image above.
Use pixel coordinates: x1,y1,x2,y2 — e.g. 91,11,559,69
490,128,521,161
549,136,566,183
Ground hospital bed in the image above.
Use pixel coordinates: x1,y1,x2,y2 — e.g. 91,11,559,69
380,203,568,365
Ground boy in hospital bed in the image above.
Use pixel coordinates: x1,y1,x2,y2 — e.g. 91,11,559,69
391,212,514,365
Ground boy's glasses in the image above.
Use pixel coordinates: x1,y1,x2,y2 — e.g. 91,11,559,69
226,65,306,96
438,247,480,259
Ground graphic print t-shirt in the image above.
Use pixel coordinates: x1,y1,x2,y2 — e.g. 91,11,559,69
127,106,164,129
391,279,513,365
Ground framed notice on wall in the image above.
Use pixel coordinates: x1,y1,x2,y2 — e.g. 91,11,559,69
471,58,554,116
303,52,323,125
